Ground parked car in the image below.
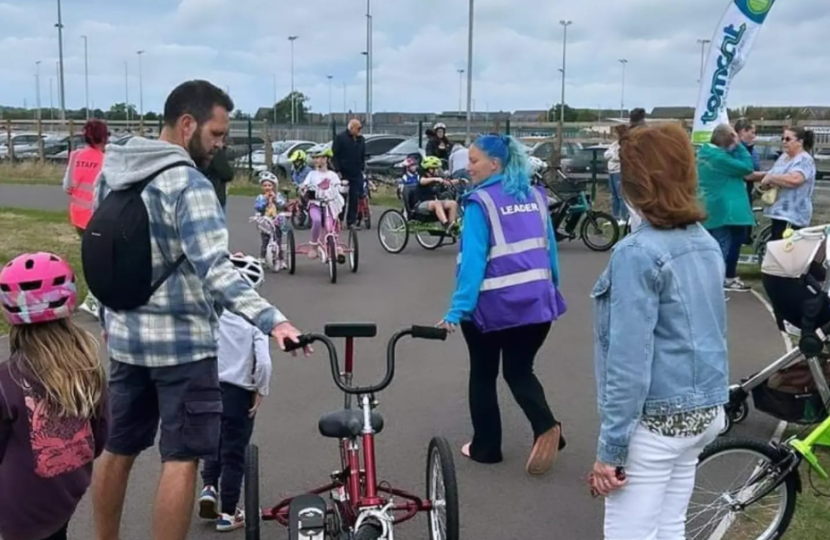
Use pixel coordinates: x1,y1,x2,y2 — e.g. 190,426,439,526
309,134,407,177
17,134,87,162
561,145,609,175
366,137,424,177
225,134,266,161
273,140,318,178
0,133,52,160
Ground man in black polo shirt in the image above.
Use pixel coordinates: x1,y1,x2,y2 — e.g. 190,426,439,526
332,119,366,227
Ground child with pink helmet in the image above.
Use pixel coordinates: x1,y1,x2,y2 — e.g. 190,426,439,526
0,252,109,540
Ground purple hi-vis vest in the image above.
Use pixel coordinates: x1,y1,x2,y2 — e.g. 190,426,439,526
460,184,567,333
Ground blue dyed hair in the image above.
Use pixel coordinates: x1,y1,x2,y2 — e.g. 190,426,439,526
473,134,532,201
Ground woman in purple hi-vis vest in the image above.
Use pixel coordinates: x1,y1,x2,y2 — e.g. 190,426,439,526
439,134,567,475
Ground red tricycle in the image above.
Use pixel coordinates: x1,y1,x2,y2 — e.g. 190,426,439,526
244,323,459,540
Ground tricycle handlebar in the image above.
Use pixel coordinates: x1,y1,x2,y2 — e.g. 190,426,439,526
283,326,448,395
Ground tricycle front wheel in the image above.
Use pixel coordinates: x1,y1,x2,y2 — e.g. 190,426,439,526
426,437,459,540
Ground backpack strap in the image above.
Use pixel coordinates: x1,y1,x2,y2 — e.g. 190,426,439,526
135,160,195,296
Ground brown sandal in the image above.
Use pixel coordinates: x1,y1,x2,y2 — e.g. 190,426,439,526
526,425,562,475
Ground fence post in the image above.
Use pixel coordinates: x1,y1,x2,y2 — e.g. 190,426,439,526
68,119,75,154
158,117,163,134
247,118,253,177
590,148,599,201
331,118,337,141
264,126,273,172
505,119,511,136
418,121,423,149
6,120,14,164
36,117,44,164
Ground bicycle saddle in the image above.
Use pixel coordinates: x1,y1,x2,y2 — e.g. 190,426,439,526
318,409,385,439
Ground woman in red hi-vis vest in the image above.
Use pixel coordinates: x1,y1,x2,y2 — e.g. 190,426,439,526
63,119,109,317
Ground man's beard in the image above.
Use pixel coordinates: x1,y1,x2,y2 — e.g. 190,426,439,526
188,126,213,168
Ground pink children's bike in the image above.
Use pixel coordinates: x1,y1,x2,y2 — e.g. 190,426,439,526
250,212,296,274
295,186,359,284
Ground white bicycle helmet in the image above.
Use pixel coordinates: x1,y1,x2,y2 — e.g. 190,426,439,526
258,171,279,186
433,122,447,131
230,254,265,289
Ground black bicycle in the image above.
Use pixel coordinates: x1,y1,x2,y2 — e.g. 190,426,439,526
544,170,620,252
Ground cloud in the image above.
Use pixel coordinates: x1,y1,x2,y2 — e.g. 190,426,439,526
1,0,828,115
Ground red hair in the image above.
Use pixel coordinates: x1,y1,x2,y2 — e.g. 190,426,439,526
83,119,109,147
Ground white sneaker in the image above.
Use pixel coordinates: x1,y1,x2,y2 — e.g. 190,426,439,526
78,295,99,318
724,278,751,292
216,509,245,532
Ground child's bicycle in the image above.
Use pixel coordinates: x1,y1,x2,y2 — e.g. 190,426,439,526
244,323,459,540
355,176,375,230
282,187,311,230
250,213,296,274
295,195,359,284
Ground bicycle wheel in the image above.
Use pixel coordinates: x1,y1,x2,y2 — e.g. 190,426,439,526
580,211,619,252
286,230,296,275
265,242,279,273
426,437,459,540
378,209,409,254
327,236,337,284
686,438,798,540
416,226,444,250
292,208,309,230
349,228,359,273
755,224,772,266
244,444,261,540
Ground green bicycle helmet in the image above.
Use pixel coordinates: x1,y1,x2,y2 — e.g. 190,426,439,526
311,147,334,159
421,156,442,170
289,149,308,164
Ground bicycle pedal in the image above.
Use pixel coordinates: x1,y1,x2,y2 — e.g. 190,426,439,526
289,494,327,540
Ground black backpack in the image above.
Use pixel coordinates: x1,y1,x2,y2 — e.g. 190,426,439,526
82,161,192,311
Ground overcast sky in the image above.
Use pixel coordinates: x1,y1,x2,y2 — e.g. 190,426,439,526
1,0,826,115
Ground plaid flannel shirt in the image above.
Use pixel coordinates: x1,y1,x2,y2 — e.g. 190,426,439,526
94,161,285,367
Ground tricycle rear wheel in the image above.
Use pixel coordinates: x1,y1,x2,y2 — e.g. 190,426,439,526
426,437,459,540
354,523,383,540
245,444,261,540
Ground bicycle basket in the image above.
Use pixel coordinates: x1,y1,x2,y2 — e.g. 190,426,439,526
751,360,830,424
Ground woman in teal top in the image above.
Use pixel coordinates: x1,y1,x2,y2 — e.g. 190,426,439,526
696,124,755,291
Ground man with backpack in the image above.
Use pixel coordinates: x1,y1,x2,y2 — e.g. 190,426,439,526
85,80,307,540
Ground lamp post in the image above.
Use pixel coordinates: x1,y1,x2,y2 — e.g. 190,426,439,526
55,0,66,124
327,75,333,118
82,36,90,118
697,39,711,83
457,69,465,115
49,77,54,121
124,61,130,129
35,61,42,121
465,0,475,144
557,20,572,158
137,50,145,130
619,58,628,119
273,73,277,125
365,0,373,133
288,35,299,125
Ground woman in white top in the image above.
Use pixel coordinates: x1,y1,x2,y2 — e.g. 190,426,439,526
760,127,817,241
300,148,346,258
604,125,628,225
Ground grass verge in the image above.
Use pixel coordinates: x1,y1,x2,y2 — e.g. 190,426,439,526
782,431,830,540
0,207,87,336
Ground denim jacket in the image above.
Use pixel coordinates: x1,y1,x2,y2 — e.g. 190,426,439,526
592,222,729,466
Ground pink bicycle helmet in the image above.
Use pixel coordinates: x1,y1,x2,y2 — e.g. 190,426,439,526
0,252,77,326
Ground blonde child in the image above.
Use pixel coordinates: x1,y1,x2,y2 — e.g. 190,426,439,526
300,148,345,259
0,252,108,540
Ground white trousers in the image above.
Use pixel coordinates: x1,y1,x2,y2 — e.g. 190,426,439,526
604,409,724,540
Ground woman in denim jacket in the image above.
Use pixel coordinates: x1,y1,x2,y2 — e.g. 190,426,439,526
590,123,729,540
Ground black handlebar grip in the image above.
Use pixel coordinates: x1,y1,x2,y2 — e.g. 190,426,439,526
411,326,448,341
283,335,312,353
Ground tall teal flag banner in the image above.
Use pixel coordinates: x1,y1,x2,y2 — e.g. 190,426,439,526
692,0,777,143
